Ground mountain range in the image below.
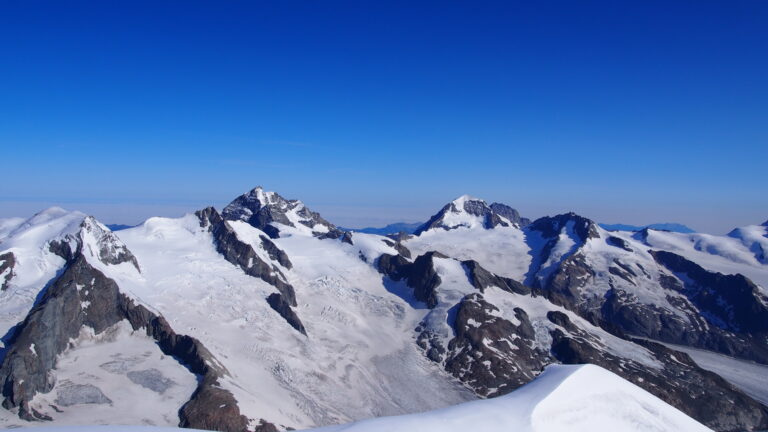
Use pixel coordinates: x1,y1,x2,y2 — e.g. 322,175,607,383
0,186,767,432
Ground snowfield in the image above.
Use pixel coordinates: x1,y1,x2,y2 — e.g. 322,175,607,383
1,190,765,432
11,365,712,432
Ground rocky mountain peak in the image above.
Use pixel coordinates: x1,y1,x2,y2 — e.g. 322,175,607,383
528,212,600,242
414,195,528,235
78,216,141,270
489,202,531,227
222,186,343,239
46,215,141,272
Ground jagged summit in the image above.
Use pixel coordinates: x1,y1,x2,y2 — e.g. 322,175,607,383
527,212,600,242
489,202,531,227
222,186,343,239
414,195,528,235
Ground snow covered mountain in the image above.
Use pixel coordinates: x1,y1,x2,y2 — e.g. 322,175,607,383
11,364,714,432
0,187,766,432
599,222,696,233
308,364,713,432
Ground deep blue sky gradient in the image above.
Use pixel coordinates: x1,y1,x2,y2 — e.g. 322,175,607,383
1,1,766,232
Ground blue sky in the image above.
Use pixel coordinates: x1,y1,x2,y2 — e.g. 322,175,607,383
1,1,766,233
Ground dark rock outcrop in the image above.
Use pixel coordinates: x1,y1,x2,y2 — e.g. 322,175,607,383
651,250,768,334
606,235,633,251
376,251,446,308
47,217,140,272
528,212,600,242
222,186,343,239
259,235,293,270
462,260,530,295
0,252,261,431
404,252,446,308
489,202,531,227
638,250,768,363
538,253,595,311
393,242,411,259
197,207,296,306
548,313,768,432
0,252,15,291
266,293,307,335
444,293,548,396
341,231,354,245
79,217,140,269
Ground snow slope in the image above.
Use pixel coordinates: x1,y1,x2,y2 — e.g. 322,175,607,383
107,213,473,430
8,365,713,432
0,208,87,338
0,193,764,432
307,364,711,432
4,322,198,429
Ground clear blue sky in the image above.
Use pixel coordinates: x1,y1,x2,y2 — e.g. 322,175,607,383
1,1,766,233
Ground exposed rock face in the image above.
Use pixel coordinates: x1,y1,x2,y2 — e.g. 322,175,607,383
406,252,448,308
414,196,528,234
78,217,140,269
376,250,446,308
197,207,297,306
46,217,140,272
606,235,633,251
0,252,15,291
341,231,354,245
524,213,602,305
197,207,307,339
651,250,768,333
538,253,595,312
0,251,260,431
259,234,293,270
528,212,600,243
462,259,529,295
528,215,768,366
266,293,307,335
640,250,768,363
548,311,768,432
222,186,343,239
385,250,768,431
444,293,548,396
489,203,531,227
376,253,411,281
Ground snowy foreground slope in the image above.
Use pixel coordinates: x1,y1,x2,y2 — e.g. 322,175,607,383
0,187,766,432
10,365,713,432
308,364,712,432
